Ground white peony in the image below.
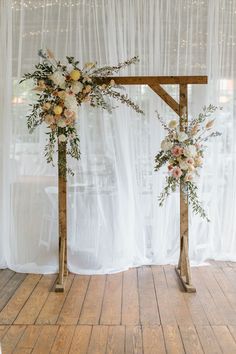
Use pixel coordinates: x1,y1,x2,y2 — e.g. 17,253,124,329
179,159,189,171
58,134,67,142
71,81,84,94
177,131,188,142
161,139,172,151
168,120,178,129
64,94,78,111
184,145,197,157
57,119,66,128
50,71,65,88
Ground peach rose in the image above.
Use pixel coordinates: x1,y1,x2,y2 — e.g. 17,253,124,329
185,173,193,182
171,146,183,157
172,166,182,179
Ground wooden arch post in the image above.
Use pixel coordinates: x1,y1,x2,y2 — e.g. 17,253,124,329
55,75,207,293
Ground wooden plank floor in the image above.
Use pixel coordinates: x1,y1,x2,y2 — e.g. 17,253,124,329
0,262,236,353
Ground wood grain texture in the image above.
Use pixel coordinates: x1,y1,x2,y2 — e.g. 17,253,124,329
138,267,160,325
195,325,221,354
100,273,122,325
14,275,56,325
0,264,236,353
50,325,75,353
212,325,236,353
57,275,90,325
87,326,109,354
14,325,42,352
1,325,26,353
96,76,208,85
32,325,59,353
179,325,204,353
122,268,140,325
162,325,185,354
0,274,41,324
79,275,106,325
142,326,166,354
152,266,176,325
36,273,74,325
125,326,143,354
164,266,193,326
0,269,15,290
0,273,27,312
69,325,92,354
106,326,125,354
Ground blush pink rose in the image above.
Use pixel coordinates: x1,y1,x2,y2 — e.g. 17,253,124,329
186,157,194,165
172,166,182,179
171,146,183,157
168,164,174,171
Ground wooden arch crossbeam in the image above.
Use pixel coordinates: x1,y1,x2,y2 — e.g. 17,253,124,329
55,75,208,293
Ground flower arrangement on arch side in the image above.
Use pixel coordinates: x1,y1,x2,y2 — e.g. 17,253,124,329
154,105,222,221
20,49,144,177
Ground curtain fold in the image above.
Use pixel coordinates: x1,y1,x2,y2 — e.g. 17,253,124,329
0,0,12,267
0,0,235,274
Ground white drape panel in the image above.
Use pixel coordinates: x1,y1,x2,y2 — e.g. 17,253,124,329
1,0,235,273
0,0,12,267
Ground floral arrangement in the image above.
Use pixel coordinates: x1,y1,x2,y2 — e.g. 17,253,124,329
20,49,143,176
154,105,222,221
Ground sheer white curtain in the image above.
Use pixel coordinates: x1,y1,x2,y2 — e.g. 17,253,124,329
0,0,236,274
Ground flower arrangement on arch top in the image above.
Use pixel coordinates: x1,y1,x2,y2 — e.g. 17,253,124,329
154,105,222,221
20,49,144,177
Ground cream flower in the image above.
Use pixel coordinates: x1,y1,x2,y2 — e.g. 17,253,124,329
179,159,189,171
58,134,67,143
71,81,84,94
184,145,197,157
195,156,203,167
43,102,51,110
57,119,66,128
161,139,172,151
110,79,116,87
84,85,92,93
64,94,78,111
50,71,65,88
44,114,54,125
177,131,188,142
168,120,178,129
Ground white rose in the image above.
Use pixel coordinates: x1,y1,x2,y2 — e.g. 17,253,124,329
177,131,188,142
179,159,189,171
64,94,78,111
58,134,67,142
168,120,178,129
50,71,65,88
57,119,66,128
71,81,84,94
184,145,197,157
161,139,172,151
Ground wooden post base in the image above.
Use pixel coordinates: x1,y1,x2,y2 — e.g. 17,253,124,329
175,267,196,293
55,275,67,293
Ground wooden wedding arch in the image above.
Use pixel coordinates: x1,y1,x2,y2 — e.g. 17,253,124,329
55,75,208,293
